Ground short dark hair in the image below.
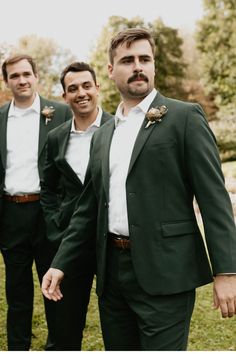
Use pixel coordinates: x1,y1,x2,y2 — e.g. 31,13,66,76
1,54,37,82
60,62,97,92
108,27,156,64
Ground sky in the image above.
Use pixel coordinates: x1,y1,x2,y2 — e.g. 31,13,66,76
0,0,203,61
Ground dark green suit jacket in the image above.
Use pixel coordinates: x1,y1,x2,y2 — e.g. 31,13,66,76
0,96,72,219
52,91,236,296
40,111,112,247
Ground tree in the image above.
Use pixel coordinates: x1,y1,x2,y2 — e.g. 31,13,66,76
89,16,186,113
196,0,236,118
0,35,76,100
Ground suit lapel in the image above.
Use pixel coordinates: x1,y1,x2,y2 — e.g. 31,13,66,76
84,111,111,186
0,104,10,168
128,92,166,175
57,121,84,187
102,119,115,200
38,97,53,158
58,121,71,159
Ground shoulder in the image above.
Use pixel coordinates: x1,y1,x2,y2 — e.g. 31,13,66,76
101,110,113,125
159,94,207,126
164,95,202,113
48,119,71,139
0,101,10,114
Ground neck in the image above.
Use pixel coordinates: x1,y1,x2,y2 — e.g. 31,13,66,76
122,97,143,117
74,108,98,131
14,94,36,109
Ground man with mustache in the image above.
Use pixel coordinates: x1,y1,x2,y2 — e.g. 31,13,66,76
40,61,112,350
0,54,72,350
42,28,236,350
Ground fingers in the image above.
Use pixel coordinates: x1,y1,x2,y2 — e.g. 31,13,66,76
41,268,64,301
218,298,236,318
213,275,236,318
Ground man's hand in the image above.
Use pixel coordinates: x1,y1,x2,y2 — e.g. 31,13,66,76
213,275,236,318
41,268,64,301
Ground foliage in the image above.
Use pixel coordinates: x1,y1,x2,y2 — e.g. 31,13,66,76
196,0,236,118
180,30,218,120
0,35,76,101
210,117,236,162
89,16,187,114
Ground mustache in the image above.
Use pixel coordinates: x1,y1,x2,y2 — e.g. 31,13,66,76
127,73,149,84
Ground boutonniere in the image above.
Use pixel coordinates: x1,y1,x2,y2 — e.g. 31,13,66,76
41,106,55,125
145,105,168,128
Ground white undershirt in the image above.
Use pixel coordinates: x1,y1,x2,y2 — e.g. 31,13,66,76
4,94,41,195
108,89,157,236
65,107,102,185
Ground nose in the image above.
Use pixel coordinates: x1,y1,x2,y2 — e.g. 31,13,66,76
18,75,27,85
77,87,86,97
133,59,142,72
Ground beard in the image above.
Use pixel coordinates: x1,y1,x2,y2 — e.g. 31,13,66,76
118,82,152,100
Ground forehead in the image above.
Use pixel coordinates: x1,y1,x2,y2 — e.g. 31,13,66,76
113,39,154,61
64,70,94,86
6,59,33,74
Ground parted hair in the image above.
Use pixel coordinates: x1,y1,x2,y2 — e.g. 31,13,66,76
108,27,155,64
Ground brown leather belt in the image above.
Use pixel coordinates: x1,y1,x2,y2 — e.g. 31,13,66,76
3,194,40,203
108,233,130,250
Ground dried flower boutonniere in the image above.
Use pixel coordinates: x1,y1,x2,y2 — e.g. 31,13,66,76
41,106,55,125
145,105,168,128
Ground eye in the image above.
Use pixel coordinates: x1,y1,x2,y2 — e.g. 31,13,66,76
83,83,92,90
140,57,151,63
9,73,20,79
122,58,132,64
68,86,77,93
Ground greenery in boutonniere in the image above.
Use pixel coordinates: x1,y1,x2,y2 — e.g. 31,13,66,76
145,105,168,128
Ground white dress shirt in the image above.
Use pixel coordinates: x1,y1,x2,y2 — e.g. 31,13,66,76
4,94,41,195
108,89,157,236
65,107,102,185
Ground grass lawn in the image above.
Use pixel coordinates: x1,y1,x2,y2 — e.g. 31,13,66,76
0,161,236,350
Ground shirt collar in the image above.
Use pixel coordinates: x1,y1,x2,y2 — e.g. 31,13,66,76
8,93,40,117
70,106,103,133
115,88,157,127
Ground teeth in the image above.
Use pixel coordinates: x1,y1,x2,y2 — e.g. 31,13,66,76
76,100,88,104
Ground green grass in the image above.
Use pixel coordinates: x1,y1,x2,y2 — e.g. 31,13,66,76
1,261,236,350
0,161,236,351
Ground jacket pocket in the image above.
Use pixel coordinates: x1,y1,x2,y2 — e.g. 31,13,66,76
161,220,199,237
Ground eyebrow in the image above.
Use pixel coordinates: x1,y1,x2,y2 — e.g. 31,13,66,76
119,54,152,62
67,81,93,89
9,71,32,78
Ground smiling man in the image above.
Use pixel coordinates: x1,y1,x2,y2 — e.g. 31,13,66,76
40,61,112,350
0,54,72,350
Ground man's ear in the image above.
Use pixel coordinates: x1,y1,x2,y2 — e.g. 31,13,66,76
108,63,114,80
96,84,100,96
62,92,67,103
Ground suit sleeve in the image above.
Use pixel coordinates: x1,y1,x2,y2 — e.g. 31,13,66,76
185,104,236,274
51,168,98,277
40,133,62,241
